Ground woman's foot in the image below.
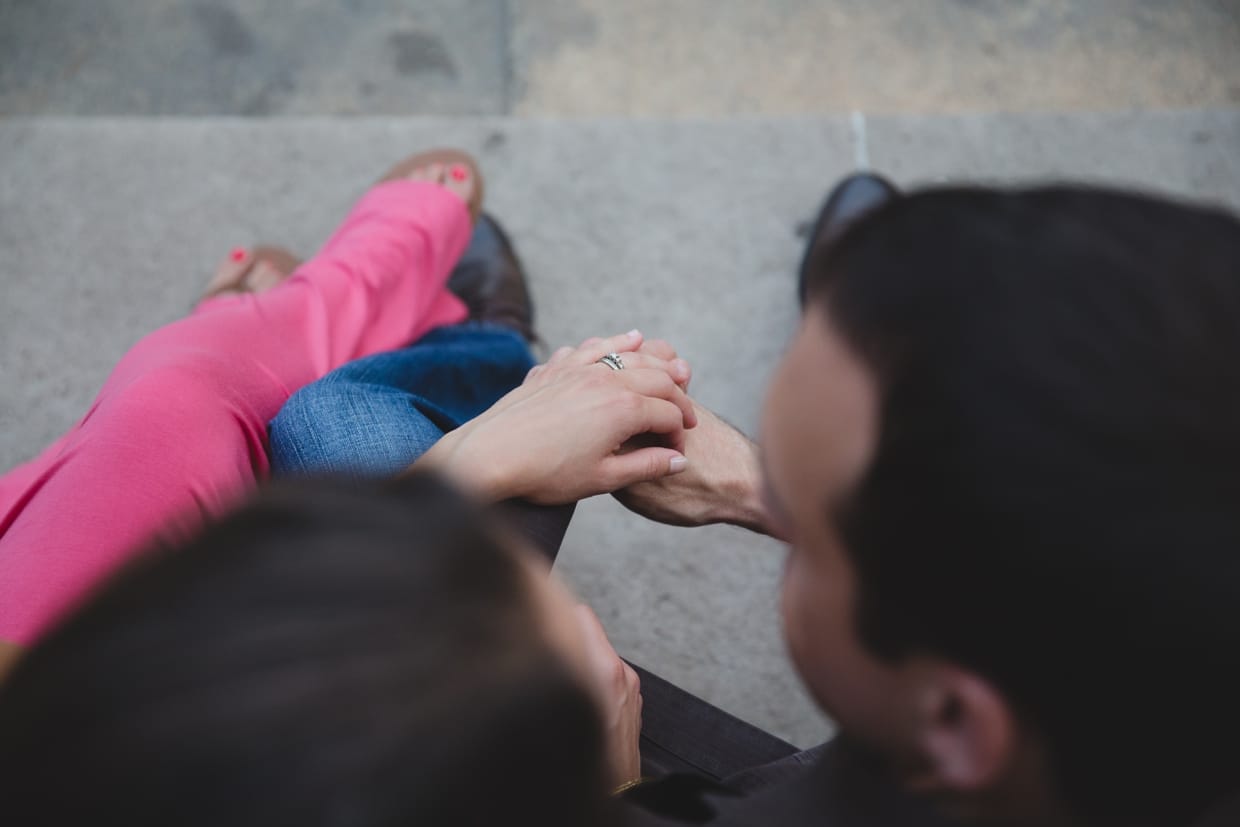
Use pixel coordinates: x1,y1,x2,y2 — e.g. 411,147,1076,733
201,245,303,301
382,150,532,339
380,148,484,223
200,150,482,305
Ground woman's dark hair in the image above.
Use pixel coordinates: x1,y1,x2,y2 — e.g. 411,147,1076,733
802,186,1240,827
0,473,613,827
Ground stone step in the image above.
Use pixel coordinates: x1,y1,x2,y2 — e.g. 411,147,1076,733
5,0,1238,116
2,110,1238,746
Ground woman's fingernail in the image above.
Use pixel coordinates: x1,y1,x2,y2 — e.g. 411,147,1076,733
669,456,688,474
449,164,469,181
229,247,247,263
674,359,690,379
626,329,641,341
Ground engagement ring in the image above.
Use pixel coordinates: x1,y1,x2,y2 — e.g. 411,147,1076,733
598,352,625,371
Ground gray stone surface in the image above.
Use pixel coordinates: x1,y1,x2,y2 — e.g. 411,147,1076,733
864,111,1240,208
512,0,1240,115
0,0,510,115
3,113,1238,745
3,1,1238,116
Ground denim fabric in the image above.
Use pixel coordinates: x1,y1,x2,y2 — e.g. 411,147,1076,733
269,323,534,479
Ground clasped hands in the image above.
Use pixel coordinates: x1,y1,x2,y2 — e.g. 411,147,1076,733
420,329,692,502
418,329,775,535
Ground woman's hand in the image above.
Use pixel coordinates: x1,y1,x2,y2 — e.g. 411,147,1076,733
418,331,698,504
527,334,692,394
573,604,642,789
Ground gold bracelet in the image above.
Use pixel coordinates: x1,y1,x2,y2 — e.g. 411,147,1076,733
611,777,647,796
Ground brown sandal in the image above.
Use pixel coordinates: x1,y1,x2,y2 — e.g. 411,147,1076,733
378,147,485,223
201,245,303,301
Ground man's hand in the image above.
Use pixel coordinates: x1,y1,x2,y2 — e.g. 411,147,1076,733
573,604,642,789
417,331,697,505
613,400,781,537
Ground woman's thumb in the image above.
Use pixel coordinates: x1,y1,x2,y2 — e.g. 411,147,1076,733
606,448,688,487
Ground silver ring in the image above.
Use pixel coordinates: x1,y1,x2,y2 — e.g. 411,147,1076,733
598,352,625,371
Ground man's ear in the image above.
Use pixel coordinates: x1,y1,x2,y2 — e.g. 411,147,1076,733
902,662,1017,794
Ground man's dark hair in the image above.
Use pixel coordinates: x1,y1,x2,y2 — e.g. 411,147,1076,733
802,186,1240,827
0,473,613,827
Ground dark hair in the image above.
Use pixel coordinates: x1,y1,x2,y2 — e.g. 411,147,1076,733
0,473,614,827
803,186,1240,826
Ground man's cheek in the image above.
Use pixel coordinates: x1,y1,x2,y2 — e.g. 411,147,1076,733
781,552,852,717
779,551,800,640
780,555,816,683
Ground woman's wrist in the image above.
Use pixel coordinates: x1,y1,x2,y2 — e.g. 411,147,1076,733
414,427,519,502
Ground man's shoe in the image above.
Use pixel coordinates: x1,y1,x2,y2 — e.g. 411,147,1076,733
449,213,536,342
798,172,900,305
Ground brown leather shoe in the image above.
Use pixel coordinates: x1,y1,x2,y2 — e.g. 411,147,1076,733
449,213,536,342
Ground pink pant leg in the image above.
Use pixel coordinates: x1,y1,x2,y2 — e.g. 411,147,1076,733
0,180,469,645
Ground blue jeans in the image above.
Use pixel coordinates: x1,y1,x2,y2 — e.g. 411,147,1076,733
269,323,534,478
268,322,575,558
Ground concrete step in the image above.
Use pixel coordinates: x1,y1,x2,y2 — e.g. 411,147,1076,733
5,0,1238,116
2,110,1238,746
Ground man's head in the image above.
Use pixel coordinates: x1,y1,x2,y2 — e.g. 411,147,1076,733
762,185,1240,826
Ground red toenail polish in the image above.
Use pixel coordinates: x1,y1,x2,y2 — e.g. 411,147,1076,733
229,247,247,262
450,165,468,181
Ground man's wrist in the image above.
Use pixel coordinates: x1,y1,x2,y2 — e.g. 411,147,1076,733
712,448,776,536
698,426,781,538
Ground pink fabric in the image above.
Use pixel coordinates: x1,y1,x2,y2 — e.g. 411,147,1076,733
0,180,470,644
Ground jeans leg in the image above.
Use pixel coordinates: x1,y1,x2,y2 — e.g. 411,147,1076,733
268,323,577,560
269,323,534,478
